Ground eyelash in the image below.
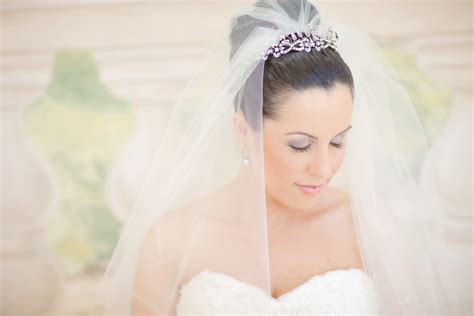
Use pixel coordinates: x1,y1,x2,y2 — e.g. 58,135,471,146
290,142,344,152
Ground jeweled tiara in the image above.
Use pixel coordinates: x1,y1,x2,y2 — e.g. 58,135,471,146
261,24,338,60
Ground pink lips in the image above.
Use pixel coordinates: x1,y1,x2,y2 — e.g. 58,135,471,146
296,183,324,195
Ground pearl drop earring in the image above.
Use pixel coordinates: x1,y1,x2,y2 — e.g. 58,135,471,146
242,147,251,166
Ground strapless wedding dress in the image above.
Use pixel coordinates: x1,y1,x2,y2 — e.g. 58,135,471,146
176,268,380,314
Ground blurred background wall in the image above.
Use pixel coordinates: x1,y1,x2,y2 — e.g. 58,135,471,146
1,0,472,315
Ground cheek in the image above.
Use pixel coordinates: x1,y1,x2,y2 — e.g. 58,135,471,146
330,148,346,174
263,141,302,186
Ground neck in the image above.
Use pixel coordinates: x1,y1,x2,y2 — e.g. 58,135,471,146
268,192,328,228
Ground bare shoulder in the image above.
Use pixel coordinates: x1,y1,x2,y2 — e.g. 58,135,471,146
145,204,197,249
138,211,182,268
326,187,363,268
144,189,224,250
132,206,198,315
132,184,244,315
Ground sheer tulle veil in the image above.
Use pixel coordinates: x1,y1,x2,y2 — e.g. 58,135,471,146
101,0,465,315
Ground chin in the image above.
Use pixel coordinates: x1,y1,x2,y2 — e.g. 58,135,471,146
292,184,324,206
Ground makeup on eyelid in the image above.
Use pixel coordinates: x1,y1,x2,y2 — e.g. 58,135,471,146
288,134,347,152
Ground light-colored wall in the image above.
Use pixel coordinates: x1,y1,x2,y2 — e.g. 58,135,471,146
1,1,472,315
2,0,472,106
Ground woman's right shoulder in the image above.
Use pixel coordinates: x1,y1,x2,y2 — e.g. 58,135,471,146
133,208,191,316
145,206,195,247
144,185,235,247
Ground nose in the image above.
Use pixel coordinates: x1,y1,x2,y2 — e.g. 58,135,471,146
306,146,332,181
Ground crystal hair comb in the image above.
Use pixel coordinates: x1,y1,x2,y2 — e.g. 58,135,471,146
261,24,338,60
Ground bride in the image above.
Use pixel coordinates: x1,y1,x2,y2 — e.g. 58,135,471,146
102,0,463,315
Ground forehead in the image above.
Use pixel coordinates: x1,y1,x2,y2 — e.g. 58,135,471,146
267,83,353,135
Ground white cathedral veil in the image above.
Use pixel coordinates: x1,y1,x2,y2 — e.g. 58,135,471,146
101,0,465,314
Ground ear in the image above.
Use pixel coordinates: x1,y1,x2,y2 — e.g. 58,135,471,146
233,110,250,148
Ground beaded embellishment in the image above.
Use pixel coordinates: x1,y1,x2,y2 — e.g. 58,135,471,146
261,24,338,60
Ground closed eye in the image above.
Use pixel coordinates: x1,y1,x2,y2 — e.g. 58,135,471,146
331,142,345,149
290,142,344,153
290,144,312,152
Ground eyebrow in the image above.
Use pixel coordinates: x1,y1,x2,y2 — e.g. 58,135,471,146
285,125,352,140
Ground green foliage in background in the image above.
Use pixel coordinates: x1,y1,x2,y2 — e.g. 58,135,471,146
23,50,133,275
377,46,453,176
382,46,452,145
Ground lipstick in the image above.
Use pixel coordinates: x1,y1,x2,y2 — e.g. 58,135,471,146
295,183,323,195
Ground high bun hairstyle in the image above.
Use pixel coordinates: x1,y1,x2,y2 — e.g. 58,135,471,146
229,0,354,130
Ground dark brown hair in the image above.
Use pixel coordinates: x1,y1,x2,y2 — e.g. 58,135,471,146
229,0,354,129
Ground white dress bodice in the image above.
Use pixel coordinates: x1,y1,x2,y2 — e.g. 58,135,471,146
176,268,380,315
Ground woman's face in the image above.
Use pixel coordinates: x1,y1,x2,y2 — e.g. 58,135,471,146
263,83,353,213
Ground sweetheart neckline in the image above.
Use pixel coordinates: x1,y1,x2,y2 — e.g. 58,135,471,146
180,268,367,302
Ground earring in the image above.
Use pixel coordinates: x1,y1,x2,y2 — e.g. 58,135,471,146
242,147,251,166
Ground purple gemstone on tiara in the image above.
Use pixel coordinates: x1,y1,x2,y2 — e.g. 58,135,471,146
261,25,338,61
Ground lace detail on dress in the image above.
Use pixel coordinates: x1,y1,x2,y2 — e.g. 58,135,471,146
176,268,380,315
